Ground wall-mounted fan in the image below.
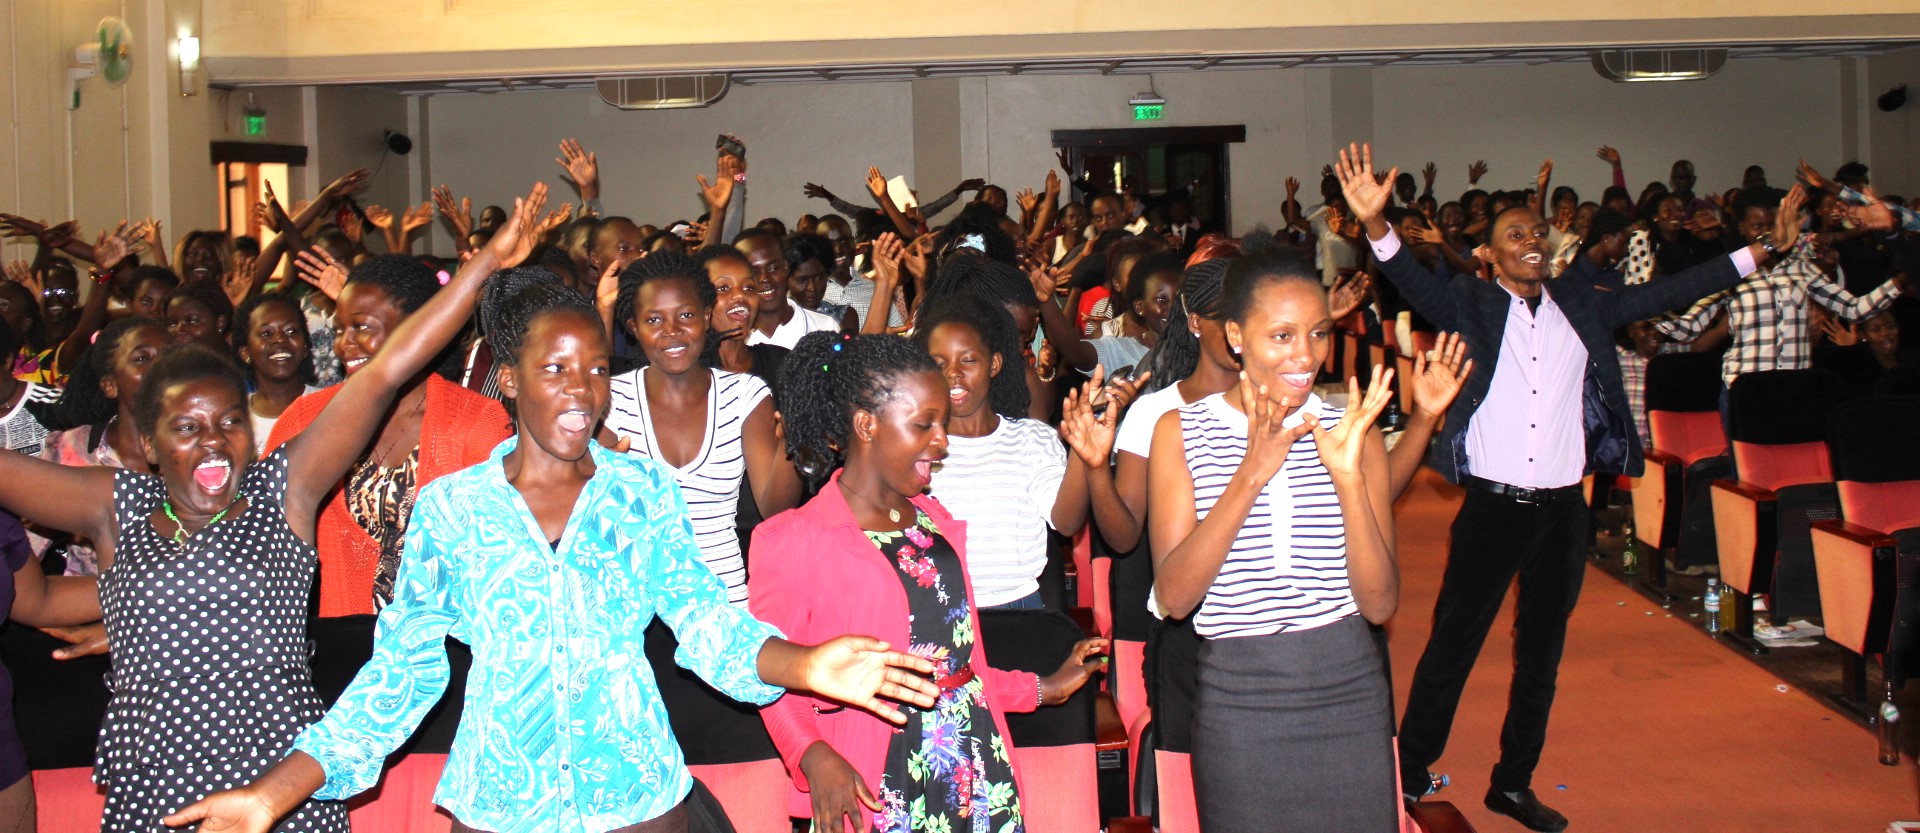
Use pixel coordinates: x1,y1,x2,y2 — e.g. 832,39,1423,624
67,16,133,109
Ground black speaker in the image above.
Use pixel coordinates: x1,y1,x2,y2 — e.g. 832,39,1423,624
383,129,413,155
1879,84,1907,113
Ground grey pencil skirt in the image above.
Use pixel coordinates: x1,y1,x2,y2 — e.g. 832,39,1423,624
1192,614,1398,833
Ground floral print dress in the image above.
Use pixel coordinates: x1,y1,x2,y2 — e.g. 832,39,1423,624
865,511,1024,833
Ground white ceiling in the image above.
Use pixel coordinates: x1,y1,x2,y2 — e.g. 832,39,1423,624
361,39,1920,95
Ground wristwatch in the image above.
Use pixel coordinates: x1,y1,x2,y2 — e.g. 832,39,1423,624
1757,235,1780,259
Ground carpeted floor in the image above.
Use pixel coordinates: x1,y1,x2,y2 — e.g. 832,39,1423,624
1385,472,1917,832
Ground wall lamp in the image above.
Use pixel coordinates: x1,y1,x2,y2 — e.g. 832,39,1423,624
178,36,200,96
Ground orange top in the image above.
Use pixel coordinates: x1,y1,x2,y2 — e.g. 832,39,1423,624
264,374,511,617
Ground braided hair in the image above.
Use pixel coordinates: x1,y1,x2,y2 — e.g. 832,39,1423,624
614,251,716,336
778,332,937,489
920,254,1031,312
478,267,600,367
1141,257,1232,393
931,203,1019,266
38,316,165,431
913,293,1030,419
1575,208,1634,260
344,255,440,315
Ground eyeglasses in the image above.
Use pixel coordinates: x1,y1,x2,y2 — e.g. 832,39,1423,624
41,288,76,300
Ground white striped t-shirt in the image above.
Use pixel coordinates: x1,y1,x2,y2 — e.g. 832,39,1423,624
1180,393,1357,639
604,368,770,605
928,416,1068,607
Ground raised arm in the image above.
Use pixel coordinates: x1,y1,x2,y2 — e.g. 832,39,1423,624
556,138,602,215
1598,146,1626,191
1618,186,1805,326
51,231,135,377
1389,333,1471,501
1030,264,1100,373
0,453,117,560
283,183,548,527
865,166,918,239
1336,143,1462,331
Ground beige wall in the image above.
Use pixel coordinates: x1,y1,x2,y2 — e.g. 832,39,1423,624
421,80,916,251
420,57,1865,237
1866,47,1920,196
199,0,1920,85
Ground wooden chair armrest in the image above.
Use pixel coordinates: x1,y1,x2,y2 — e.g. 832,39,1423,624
1711,479,1776,503
1094,691,1128,751
1811,519,1897,549
1643,449,1685,468
1107,817,1155,833
1409,800,1480,833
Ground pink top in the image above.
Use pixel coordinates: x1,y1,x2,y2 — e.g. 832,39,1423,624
747,471,1041,825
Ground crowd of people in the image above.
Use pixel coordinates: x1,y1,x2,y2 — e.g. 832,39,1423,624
0,131,1911,833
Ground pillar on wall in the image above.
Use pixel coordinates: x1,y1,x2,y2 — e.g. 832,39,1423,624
912,78,964,204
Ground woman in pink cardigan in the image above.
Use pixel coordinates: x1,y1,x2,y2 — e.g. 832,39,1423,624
750,332,1105,833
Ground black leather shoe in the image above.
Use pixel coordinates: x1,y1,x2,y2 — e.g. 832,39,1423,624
1483,788,1568,832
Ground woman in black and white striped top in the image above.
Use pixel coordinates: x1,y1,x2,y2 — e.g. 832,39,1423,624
1147,248,1401,833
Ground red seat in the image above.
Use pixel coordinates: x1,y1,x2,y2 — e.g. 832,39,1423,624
1012,744,1101,833
1629,352,1727,591
345,753,453,832
1712,369,1845,648
32,767,104,833
1810,396,1920,764
1153,750,1201,833
689,759,790,833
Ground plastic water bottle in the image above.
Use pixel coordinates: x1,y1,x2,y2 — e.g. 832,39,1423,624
1704,578,1722,636
1620,521,1641,576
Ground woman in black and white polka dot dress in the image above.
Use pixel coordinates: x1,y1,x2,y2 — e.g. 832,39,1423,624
0,184,551,832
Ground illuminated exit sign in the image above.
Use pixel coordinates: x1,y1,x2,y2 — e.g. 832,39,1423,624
1133,103,1163,121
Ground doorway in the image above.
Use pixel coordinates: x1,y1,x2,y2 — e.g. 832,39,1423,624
210,141,308,247
1051,125,1246,232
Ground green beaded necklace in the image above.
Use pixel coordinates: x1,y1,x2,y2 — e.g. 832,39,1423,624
162,496,243,546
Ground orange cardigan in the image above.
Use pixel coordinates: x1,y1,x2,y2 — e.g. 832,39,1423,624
264,374,511,617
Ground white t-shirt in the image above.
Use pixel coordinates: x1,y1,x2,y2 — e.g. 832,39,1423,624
1115,384,1188,459
249,386,323,457
928,416,1068,607
0,382,57,457
604,368,771,605
747,298,841,350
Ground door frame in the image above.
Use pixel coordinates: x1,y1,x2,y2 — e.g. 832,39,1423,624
1051,125,1245,231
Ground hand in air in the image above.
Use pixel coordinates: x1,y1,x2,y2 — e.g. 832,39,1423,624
1327,272,1372,320
1312,365,1396,478
1409,331,1472,421
1238,371,1317,484
1333,143,1397,228
294,249,348,301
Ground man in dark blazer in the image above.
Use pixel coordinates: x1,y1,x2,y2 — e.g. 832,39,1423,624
1335,144,1804,832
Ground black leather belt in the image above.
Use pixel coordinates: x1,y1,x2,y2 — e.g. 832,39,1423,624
1461,475,1583,505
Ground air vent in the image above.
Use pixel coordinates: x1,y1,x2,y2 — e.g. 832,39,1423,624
595,75,729,110
1591,49,1727,83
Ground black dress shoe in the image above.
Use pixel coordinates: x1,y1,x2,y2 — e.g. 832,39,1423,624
1483,788,1568,832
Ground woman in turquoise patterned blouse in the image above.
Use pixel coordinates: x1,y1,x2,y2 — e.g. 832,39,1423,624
171,249,939,833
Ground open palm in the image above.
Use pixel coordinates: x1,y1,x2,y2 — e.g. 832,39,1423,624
1334,143,1397,226
1312,365,1395,476
802,635,938,725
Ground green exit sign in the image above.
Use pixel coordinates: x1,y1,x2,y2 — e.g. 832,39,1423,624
1133,104,1163,121
245,112,267,136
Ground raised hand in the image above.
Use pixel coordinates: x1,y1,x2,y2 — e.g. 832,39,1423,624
1043,169,1061,198
869,232,906,289
1327,272,1371,320
319,168,370,202
362,204,395,233
91,228,133,272
1333,142,1398,230
1039,637,1109,706
1059,367,1125,468
339,210,364,247
1422,161,1437,187
400,202,434,237
537,203,574,238
1466,160,1488,185
902,232,937,281
4,260,38,298
1311,365,1395,477
1026,261,1060,304
1285,176,1300,200
594,259,622,327
682,220,707,248
802,182,834,201
959,177,987,194
1596,145,1621,167
1682,210,1722,235
223,254,258,306
696,157,738,213
800,635,939,724
487,181,549,269
1796,159,1837,194
432,184,474,246
865,166,889,201
1771,184,1807,253
1015,188,1040,216
294,249,348,301
1410,331,1472,421
1819,318,1861,347
555,138,600,201
1239,372,1317,483
1843,185,1899,232
138,217,166,264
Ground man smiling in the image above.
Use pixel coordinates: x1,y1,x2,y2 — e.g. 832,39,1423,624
1337,143,1803,832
